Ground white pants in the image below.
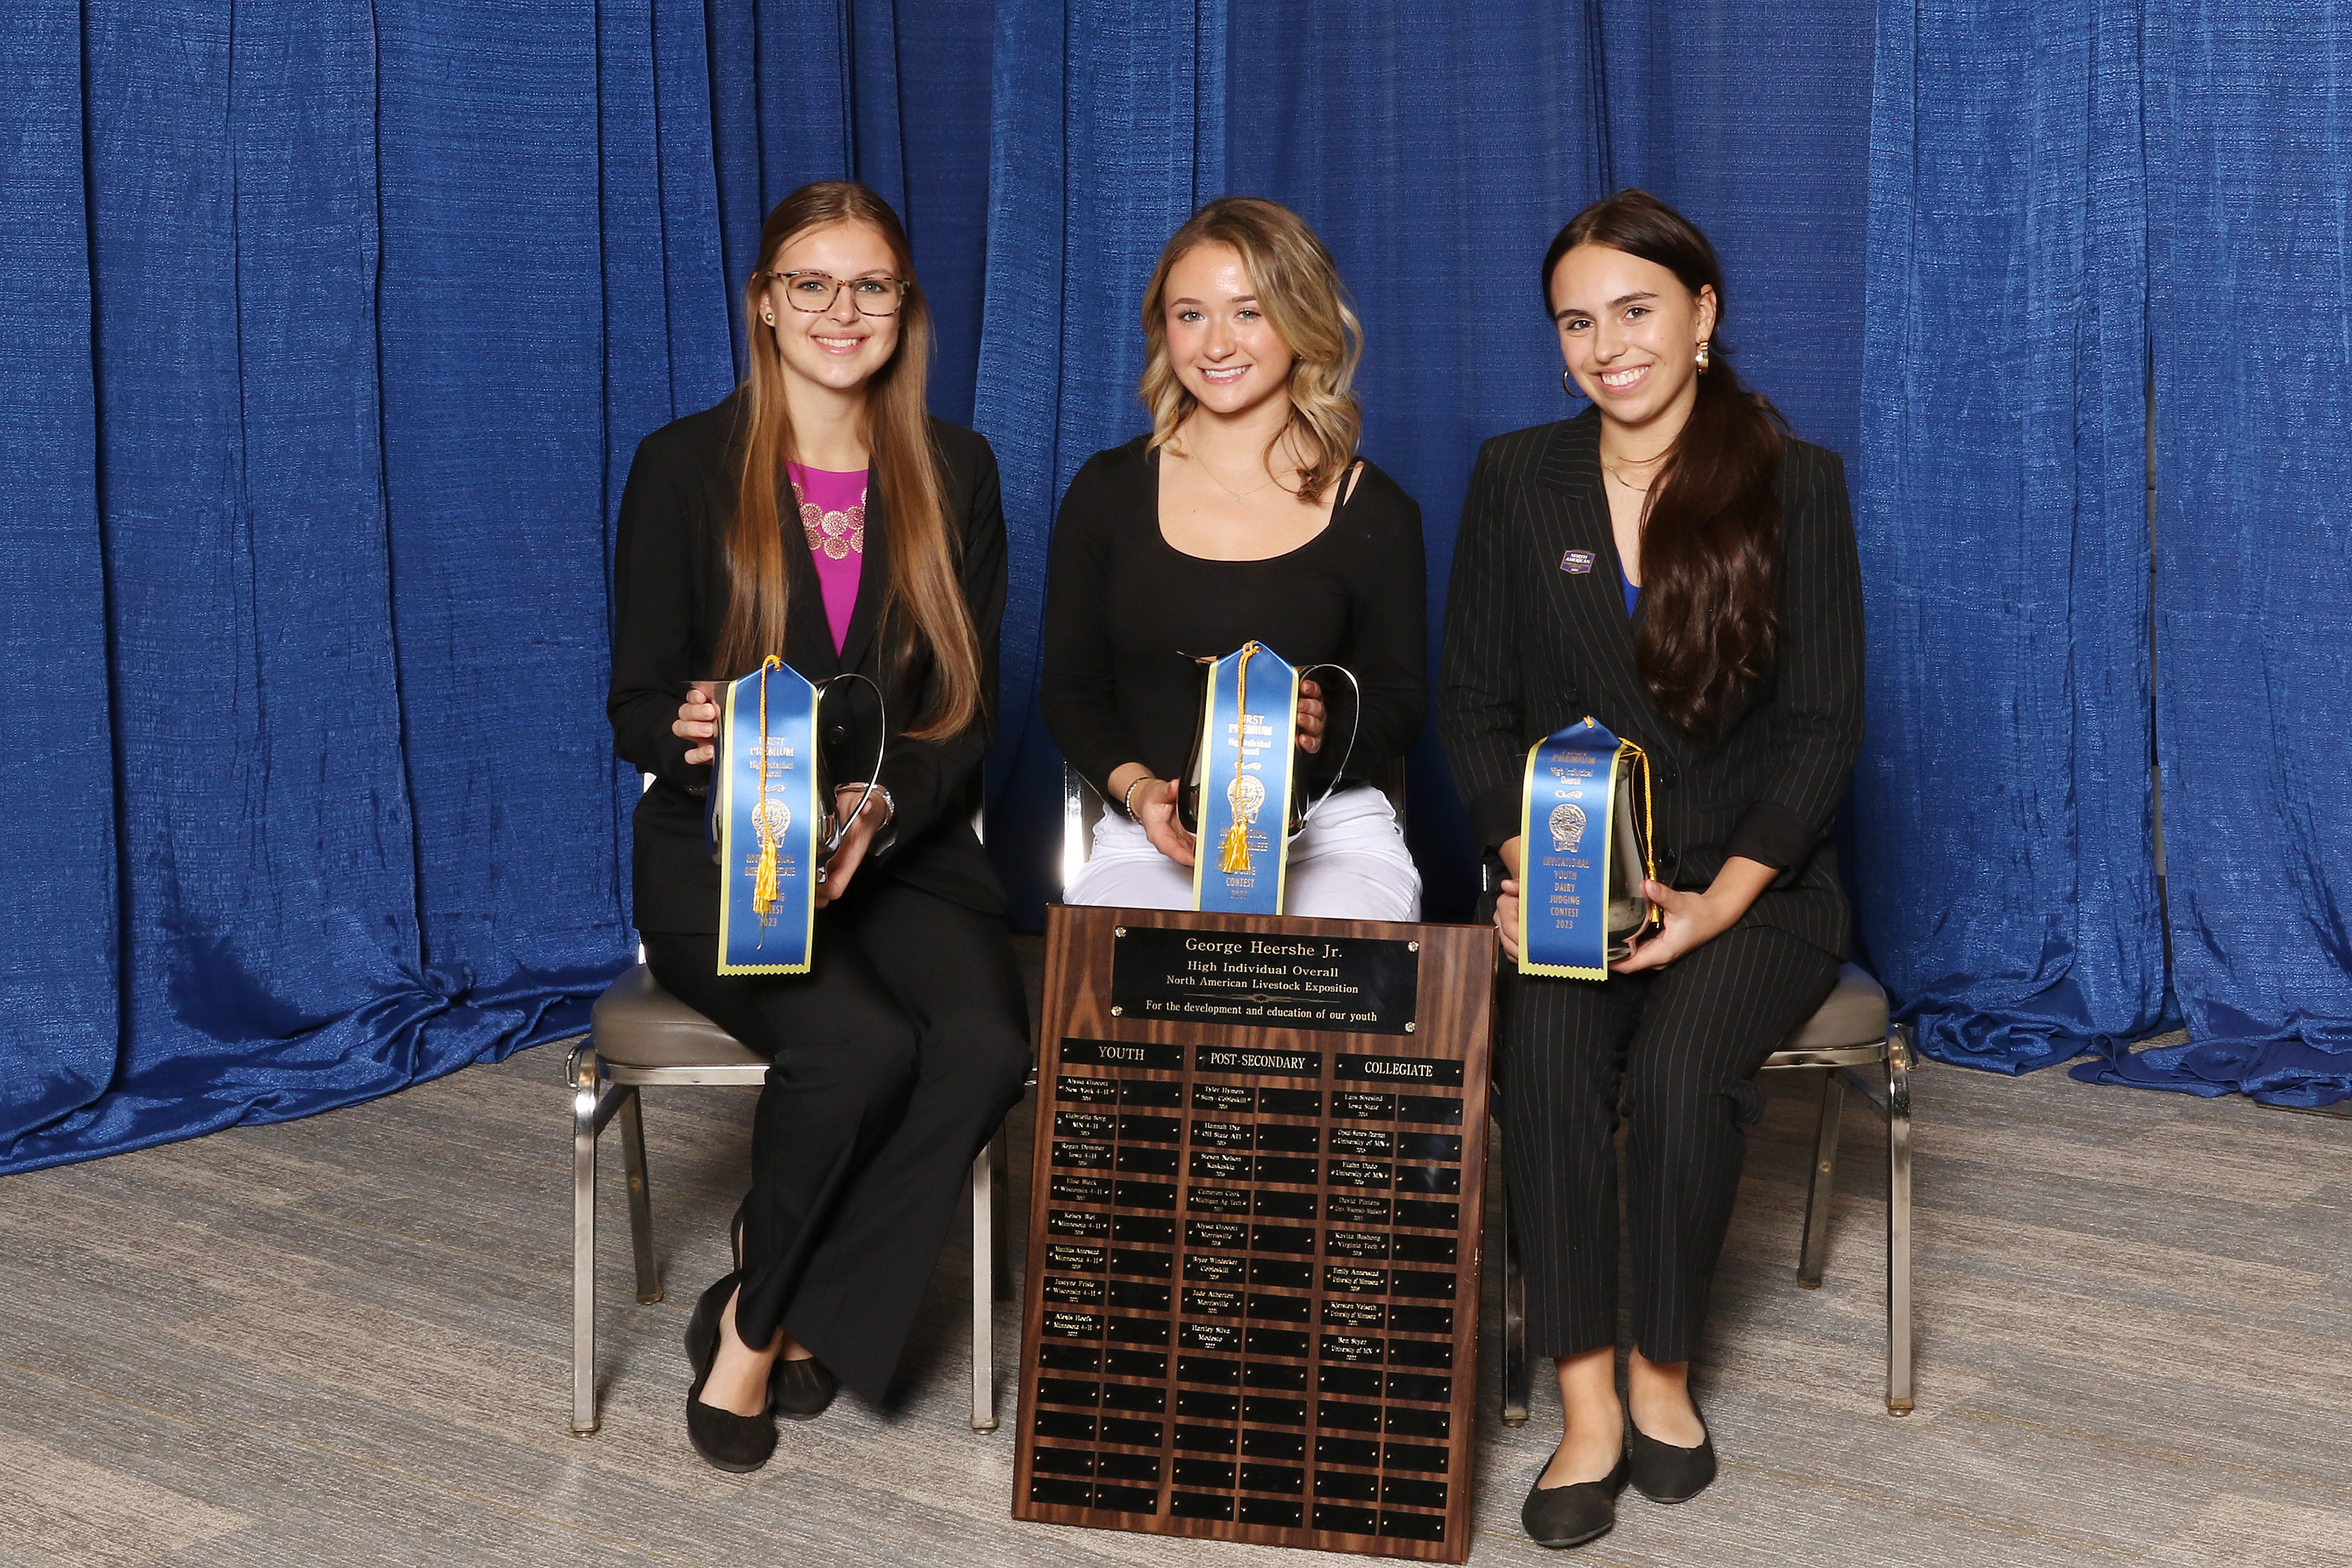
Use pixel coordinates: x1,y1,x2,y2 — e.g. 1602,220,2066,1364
1065,785,1422,923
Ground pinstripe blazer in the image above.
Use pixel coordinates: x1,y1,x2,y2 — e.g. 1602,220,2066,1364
1437,408,1864,959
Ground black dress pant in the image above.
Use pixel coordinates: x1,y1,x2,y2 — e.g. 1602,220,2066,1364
1499,921,1837,1364
643,877,1030,1404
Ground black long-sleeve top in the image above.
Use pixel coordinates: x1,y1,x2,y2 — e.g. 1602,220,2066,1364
1437,409,1864,958
608,393,1007,932
1041,435,1428,804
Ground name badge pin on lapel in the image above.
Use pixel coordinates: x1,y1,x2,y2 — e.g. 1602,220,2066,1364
1561,549,1595,574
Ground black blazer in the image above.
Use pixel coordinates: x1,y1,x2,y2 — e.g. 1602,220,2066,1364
609,393,1008,933
1437,409,1864,959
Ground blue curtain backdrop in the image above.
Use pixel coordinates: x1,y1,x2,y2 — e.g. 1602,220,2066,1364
11,0,2351,1171
1222,7,1607,921
1221,0,1874,919
0,0,707,1176
2082,0,2352,1104
972,0,1229,919
0,0,996,1175
700,0,996,413
0,3,116,1149
1850,0,2173,1072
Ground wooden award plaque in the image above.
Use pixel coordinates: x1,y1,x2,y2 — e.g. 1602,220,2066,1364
1012,905,1496,1562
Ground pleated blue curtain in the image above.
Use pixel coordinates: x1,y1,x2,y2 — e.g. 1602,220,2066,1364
973,0,1229,919
889,6,1000,423
2083,0,2352,1103
700,0,996,413
0,0,1003,1172
1218,3,1875,920
1852,0,2172,1071
12,0,2345,1173
0,7,115,1147
1222,5,1605,919
1588,0,1875,462
0,1,853,1173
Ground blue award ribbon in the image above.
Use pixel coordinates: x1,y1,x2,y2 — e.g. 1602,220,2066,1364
1190,641,1300,915
715,657,821,975
1516,717,1651,979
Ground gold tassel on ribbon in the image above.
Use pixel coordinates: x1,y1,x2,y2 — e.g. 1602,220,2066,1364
1218,643,1260,874
1217,811,1254,874
1618,737,1661,928
751,655,782,915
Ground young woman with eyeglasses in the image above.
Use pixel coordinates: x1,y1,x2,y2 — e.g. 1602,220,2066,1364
1041,197,1428,919
1439,190,1863,1550
608,182,1028,1473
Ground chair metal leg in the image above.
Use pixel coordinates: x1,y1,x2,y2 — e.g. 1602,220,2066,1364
616,1087,661,1304
1885,1024,1915,1415
990,1125,1015,1301
1499,1156,1529,1426
1798,1067,1846,1287
568,1044,602,1436
970,1132,998,1432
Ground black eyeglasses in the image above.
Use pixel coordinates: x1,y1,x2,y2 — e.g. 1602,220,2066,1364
767,270,909,318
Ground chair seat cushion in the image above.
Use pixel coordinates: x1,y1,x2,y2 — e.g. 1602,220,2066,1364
591,964,765,1069
1781,964,1889,1050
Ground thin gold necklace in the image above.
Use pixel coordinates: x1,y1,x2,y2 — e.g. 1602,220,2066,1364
1190,447,1284,502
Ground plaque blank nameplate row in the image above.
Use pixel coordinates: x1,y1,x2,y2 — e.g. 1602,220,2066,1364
1014,907,1495,1563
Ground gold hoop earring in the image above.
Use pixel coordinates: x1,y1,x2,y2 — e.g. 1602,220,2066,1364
1695,340,1712,372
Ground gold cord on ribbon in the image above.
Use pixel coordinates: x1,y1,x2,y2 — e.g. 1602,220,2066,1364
1617,737,1660,927
1218,642,1261,875
751,655,783,916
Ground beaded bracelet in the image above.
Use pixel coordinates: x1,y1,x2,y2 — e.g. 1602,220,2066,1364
1122,776,1152,821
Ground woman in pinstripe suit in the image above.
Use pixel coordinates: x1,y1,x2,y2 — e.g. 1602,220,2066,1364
1438,191,1863,1550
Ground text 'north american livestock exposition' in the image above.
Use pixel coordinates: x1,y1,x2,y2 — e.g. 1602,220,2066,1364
1109,926,1419,1036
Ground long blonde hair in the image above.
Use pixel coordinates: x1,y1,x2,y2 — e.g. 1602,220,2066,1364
1138,197,1364,502
715,182,981,742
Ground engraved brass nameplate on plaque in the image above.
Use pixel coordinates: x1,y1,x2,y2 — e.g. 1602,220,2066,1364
1109,924,1420,1036
1015,906,1495,1563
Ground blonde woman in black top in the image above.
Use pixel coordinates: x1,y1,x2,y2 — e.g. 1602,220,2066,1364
1042,197,1426,918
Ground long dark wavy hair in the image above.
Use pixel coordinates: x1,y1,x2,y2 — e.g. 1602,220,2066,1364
1543,191,1787,743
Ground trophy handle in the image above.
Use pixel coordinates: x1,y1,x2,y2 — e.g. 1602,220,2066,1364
1288,662,1363,841
812,672,888,859
1175,654,1217,836
698,676,728,865
1603,753,1656,960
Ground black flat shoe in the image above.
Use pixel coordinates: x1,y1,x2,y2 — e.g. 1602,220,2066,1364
683,1271,777,1473
770,1353,839,1420
1628,1404,1716,1503
1521,1452,1629,1549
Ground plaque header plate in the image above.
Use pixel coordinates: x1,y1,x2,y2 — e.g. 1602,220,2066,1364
1110,925,1419,1035
1063,1039,1185,1070
1193,1045,1322,1077
1335,1054,1467,1088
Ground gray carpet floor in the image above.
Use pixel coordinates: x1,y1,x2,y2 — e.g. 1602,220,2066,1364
4,938,2348,1567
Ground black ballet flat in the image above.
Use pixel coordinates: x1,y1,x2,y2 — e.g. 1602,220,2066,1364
1628,1404,1716,1504
1521,1452,1629,1549
770,1353,840,1420
684,1271,777,1473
